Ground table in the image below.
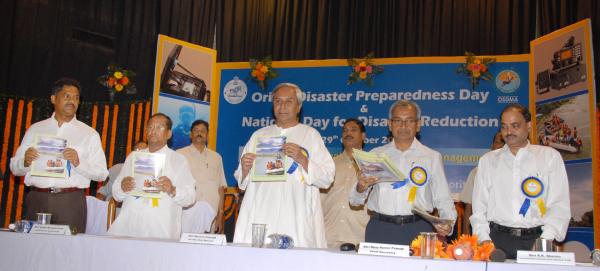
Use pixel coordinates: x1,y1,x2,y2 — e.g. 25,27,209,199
0,231,595,271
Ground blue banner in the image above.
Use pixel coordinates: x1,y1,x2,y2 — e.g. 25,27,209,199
216,56,529,195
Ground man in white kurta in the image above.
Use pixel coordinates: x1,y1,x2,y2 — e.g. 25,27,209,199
234,83,335,248
108,113,195,240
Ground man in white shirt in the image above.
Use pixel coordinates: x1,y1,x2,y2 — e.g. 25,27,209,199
234,83,335,248
471,104,571,259
349,100,457,245
108,113,196,239
10,78,109,232
178,119,227,233
321,118,370,248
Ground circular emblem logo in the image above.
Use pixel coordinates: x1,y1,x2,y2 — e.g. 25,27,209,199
495,70,521,94
409,166,427,186
521,177,543,198
223,76,247,104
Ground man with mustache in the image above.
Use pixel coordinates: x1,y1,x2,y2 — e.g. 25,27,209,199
234,82,335,248
177,119,227,233
471,104,571,259
321,118,370,248
349,100,456,245
10,78,109,232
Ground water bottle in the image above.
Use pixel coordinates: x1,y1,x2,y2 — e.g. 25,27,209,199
264,234,294,249
9,220,34,233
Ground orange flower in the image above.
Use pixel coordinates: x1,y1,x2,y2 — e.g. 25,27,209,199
411,235,422,256
359,71,367,79
260,65,269,73
257,73,265,81
115,84,124,92
473,242,495,261
108,77,116,87
118,76,129,86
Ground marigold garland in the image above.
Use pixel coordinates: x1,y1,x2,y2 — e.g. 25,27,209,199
249,56,277,90
347,52,384,87
456,52,496,89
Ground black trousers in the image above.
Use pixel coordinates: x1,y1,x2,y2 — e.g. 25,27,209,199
365,216,433,245
24,189,87,232
489,226,540,259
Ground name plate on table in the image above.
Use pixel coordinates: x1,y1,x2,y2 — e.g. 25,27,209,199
357,242,410,257
29,224,72,235
516,251,575,265
180,233,227,246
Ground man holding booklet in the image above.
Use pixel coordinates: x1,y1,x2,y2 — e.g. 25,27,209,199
108,113,196,239
234,82,335,248
349,100,456,245
10,78,108,232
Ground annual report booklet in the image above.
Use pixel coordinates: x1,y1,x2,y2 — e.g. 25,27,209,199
352,149,406,182
251,136,287,182
31,135,68,178
130,151,166,198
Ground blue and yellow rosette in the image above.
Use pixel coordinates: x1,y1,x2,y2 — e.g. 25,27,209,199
519,177,546,217
287,147,309,183
407,166,428,203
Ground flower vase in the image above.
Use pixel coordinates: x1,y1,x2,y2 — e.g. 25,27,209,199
108,90,115,103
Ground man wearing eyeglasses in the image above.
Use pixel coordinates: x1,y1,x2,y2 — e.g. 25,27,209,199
108,113,196,239
349,100,456,245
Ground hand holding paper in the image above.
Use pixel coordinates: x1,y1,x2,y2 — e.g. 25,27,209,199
121,176,135,192
63,148,80,167
357,174,379,193
24,147,39,167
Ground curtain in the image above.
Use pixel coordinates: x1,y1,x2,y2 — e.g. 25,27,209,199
217,0,535,61
0,0,219,101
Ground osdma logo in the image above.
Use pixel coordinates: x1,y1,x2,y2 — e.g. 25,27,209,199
495,70,520,103
223,76,247,104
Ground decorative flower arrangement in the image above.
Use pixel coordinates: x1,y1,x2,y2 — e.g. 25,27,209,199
249,56,277,90
410,234,495,261
347,52,384,87
456,52,496,89
98,64,137,100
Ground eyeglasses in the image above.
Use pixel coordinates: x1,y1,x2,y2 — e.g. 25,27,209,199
146,125,167,132
390,118,418,126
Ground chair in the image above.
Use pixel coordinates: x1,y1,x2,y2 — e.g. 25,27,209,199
561,241,592,263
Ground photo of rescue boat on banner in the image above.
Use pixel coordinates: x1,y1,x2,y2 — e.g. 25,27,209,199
536,93,591,160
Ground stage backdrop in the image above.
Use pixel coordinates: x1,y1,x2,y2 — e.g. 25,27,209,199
530,19,598,247
152,35,219,150
215,55,530,200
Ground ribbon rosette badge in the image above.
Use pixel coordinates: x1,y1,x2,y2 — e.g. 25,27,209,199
519,177,546,217
407,166,428,203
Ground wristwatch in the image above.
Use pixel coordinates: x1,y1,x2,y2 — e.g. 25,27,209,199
592,249,600,266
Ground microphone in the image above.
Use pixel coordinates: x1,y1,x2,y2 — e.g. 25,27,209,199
490,249,506,262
